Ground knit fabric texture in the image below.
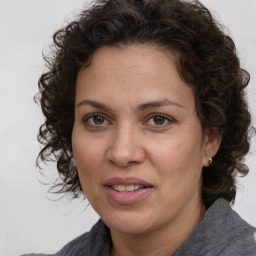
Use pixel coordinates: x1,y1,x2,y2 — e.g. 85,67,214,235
22,199,256,256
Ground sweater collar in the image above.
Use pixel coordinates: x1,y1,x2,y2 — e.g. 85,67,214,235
174,198,242,255
90,199,253,256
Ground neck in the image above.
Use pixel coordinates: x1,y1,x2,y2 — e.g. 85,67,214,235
110,200,206,256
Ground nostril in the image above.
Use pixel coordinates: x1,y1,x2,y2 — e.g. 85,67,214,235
106,137,146,167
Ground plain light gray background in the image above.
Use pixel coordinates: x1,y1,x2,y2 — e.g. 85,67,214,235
0,0,255,255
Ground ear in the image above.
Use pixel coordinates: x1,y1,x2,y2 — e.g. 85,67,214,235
202,127,222,167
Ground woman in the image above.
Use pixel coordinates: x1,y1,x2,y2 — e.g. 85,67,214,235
25,0,256,255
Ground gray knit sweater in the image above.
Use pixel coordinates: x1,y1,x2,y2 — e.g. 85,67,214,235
22,199,256,256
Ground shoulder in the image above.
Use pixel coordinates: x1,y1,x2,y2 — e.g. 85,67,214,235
205,199,256,256
219,231,256,256
20,232,91,256
21,219,112,256
216,201,256,256
175,199,256,256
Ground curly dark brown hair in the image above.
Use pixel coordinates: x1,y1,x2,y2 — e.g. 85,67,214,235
36,0,252,208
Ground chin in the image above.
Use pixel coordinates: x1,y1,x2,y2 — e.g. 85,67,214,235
101,210,160,235
108,221,152,235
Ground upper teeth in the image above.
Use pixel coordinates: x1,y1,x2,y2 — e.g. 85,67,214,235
111,184,143,192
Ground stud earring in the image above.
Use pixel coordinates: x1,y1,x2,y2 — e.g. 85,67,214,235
208,157,213,165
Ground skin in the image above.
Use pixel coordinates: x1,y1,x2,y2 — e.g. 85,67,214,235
72,45,221,256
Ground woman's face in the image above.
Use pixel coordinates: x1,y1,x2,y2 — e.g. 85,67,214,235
72,45,219,235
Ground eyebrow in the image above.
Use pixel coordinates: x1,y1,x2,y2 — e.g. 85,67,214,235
76,98,184,111
136,99,184,111
76,99,110,110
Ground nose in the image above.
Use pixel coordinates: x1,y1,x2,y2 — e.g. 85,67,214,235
106,125,146,167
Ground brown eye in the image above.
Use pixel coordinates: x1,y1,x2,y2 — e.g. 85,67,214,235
153,116,166,125
93,115,105,125
145,114,173,127
83,113,110,127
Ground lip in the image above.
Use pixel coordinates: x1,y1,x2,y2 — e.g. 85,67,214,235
104,177,153,187
104,177,153,205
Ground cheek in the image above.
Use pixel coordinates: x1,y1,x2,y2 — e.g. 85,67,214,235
72,134,105,184
150,135,203,182
72,135,111,211
152,139,204,209
72,140,104,204
73,130,104,162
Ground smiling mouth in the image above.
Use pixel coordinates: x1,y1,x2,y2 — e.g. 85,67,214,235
111,184,146,192
104,177,153,204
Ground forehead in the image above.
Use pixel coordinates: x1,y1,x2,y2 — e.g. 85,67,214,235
76,45,194,110
78,44,178,82
87,45,177,75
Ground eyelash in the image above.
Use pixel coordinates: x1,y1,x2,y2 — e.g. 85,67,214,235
82,113,174,128
144,113,174,127
82,113,111,127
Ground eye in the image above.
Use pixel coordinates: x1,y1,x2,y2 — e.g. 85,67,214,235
83,113,111,127
145,114,173,126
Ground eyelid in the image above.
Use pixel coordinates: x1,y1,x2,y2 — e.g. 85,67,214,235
144,113,175,125
81,112,175,127
82,112,112,125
